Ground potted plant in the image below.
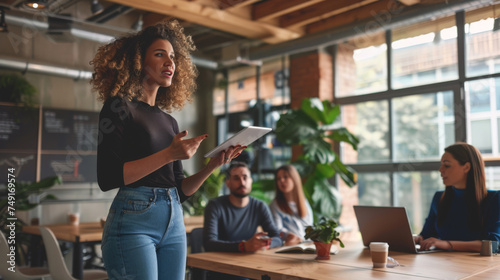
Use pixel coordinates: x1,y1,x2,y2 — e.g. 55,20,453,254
0,73,37,107
275,97,359,220
0,176,61,265
304,217,344,260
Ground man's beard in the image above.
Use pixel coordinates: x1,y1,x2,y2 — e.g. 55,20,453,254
231,187,250,198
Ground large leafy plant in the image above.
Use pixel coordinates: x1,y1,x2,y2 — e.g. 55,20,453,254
0,73,37,107
183,164,224,216
275,98,359,220
250,178,275,204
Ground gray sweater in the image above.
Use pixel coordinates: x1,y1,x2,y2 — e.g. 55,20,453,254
203,195,282,252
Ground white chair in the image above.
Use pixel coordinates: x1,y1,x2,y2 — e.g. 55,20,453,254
39,227,108,280
0,230,51,280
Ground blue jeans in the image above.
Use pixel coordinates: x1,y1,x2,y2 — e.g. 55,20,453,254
102,186,186,280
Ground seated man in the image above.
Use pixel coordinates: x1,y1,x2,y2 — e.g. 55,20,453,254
203,162,282,280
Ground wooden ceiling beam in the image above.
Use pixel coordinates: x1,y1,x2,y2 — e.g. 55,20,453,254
399,0,421,5
252,0,325,21
108,0,301,44
216,0,248,9
306,0,405,34
279,0,379,29
217,0,260,10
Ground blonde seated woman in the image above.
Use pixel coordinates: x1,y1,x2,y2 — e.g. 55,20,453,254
270,164,313,246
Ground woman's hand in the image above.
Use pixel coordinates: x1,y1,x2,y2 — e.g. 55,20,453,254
167,131,208,161
413,235,423,244
284,233,301,246
419,237,449,251
206,144,247,170
179,139,246,197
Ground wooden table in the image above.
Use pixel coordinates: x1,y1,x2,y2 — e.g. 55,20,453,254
23,216,203,279
187,242,500,280
23,222,103,280
184,215,204,233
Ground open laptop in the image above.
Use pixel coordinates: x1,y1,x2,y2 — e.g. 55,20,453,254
353,205,440,254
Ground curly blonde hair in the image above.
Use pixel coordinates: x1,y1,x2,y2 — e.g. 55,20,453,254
90,19,198,112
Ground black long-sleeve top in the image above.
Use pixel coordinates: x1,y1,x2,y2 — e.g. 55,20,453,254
97,96,188,202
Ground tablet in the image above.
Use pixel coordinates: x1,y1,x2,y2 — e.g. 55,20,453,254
204,126,272,158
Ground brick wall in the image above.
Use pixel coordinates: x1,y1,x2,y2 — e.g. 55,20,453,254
289,50,333,109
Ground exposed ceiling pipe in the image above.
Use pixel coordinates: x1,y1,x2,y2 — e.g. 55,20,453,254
0,56,93,80
4,14,218,69
86,4,133,23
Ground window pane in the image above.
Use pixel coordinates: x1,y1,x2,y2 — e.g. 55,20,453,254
496,78,500,110
465,77,500,155
471,119,492,154
213,59,289,115
392,20,458,89
485,166,500,190
497,118,500,153
393,91,454,161
341,101,389,164
336,31,387,97
467,79,491,113
465,8,500,78
394,171,442,233
357,173,391,206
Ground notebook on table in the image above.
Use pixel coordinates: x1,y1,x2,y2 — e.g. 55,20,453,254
353,205,441,254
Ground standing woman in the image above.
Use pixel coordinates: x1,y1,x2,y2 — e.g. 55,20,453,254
270,164,313,245
91,20,244,280
415,142,500,252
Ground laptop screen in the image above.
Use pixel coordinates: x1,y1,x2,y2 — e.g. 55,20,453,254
353,205,418,253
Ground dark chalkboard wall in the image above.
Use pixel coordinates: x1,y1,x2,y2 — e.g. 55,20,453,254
40,154,97,183
0,152,37,184
0,105,39,183
0,104,99,184
0,106,39,151
41,108,99,152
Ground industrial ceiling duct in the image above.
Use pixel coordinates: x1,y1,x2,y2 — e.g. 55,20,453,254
46,14,74,42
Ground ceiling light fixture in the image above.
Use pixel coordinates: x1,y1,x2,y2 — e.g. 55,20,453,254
24,0,48,9
91,0,104,15
0,8,8,33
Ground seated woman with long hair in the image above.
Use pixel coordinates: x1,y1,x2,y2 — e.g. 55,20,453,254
270,164,313,246
414,142,500,252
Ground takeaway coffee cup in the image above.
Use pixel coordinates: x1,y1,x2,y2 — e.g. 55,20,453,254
480,240,499,256
369,242,389,268
68,213,80,225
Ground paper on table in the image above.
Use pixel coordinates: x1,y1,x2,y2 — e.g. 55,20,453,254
275,241,339,255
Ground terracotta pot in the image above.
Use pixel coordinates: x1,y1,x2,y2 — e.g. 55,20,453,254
314,242,332,260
